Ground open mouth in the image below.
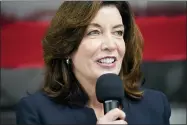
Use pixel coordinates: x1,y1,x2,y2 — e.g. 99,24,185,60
97,57,117,64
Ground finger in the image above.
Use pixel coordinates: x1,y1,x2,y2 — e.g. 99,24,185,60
109,120,128,124
104,108,126,121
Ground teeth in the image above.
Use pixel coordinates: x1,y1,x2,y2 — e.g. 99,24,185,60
98,58,115,64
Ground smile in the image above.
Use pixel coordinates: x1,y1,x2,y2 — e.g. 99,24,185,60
97,57,116,64
96,56,117,68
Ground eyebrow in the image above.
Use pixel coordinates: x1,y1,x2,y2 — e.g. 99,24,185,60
89,23,101,28
88,23,124,29
113,24,124,29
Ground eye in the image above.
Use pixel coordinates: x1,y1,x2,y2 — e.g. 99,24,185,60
87,30,101,36
113,30,124,36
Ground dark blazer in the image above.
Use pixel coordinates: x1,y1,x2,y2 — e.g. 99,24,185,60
16,88,171,125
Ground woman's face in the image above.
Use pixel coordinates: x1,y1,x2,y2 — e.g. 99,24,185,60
71,6,126,82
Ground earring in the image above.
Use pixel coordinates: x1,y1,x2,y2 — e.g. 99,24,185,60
66,58,70,64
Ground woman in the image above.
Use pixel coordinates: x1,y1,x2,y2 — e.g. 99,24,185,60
16,1,171,124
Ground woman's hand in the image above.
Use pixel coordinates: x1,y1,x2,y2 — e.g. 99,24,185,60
97,108,127,124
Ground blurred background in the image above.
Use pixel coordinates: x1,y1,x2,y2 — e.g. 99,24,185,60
0,0,186,124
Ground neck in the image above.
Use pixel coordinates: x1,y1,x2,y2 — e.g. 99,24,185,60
87,90,103,110
83,79,103,109
75,73,103,109
74,72,105,119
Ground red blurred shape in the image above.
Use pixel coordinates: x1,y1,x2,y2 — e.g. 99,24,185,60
1,16,186,68
136,15,186,61
1,21,49,68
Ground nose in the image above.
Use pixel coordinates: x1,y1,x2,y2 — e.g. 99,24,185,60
101,34,117,52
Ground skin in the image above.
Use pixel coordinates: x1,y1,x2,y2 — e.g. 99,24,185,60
71,6,126,123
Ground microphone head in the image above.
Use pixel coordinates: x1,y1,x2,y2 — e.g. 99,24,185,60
96,73,124,103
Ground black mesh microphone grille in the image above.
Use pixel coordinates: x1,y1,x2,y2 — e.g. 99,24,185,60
96,73,124,103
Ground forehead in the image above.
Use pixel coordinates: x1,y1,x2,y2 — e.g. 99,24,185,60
90,5,123,25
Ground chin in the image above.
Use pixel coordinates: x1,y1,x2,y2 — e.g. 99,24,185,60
96,70,119,78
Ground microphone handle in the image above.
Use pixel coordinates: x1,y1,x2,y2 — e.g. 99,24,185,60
104,100,119,114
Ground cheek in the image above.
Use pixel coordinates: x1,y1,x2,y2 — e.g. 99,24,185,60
72,39,101,62
117,40,126,57
80,38,101,56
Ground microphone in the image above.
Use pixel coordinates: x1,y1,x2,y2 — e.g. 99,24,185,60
96,73,124,114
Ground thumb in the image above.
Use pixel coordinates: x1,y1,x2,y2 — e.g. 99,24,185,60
104,108,126,121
